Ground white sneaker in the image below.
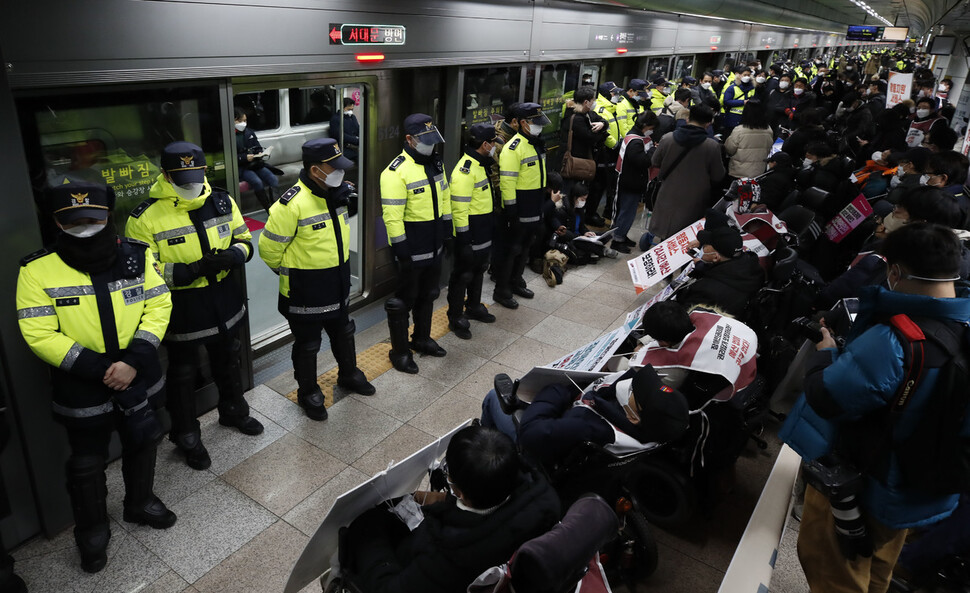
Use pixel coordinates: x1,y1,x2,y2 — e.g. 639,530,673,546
603,247,619,259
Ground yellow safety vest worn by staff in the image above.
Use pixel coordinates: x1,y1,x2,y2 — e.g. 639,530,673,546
616,96,641,137
259,175,353,319
17,240,171,421
594,95,620,149
499,132,547,223
450,150,495,253
650,87,667,115
125,178,252,342
721,84,756,116
380,148,452,265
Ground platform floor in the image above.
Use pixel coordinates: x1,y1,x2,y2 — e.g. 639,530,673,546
12,248,795,593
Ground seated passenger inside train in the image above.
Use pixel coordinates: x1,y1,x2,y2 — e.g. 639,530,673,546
515,365,690,468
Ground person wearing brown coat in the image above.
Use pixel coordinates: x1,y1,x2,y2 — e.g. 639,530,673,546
648,105,725,239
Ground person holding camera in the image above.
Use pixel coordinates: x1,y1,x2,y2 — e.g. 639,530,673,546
259,138,374,421
780,223,970,593
18,181,176,573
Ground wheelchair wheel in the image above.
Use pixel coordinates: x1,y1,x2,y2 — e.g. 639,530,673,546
623,510,659,579
627,458,697,529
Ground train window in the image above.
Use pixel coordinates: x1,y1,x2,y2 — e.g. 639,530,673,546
538,62,580,156
462,66,522,127
289,86,337,127
645,57,670,81
16,84,226,242
672,56,694,82
234,90,281,132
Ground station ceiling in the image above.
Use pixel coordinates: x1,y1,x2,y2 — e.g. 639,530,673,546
580,0,969,37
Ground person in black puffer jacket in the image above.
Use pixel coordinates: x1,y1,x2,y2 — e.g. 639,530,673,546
343,426,561,593
675,225,764,319
758,152,797,211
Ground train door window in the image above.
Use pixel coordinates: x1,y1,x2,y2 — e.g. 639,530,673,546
672,55,694,82
461,66,523,140
537,62,580,160
233,90,281,132
333,84,365,300
579,63,600,89
645,57,670,81
289,86,337,126
16,85,226,243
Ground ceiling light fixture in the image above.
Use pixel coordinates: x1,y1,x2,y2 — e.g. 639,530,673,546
848,0,893,26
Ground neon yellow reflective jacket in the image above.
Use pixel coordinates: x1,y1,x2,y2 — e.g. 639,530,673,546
450,150,495,251
380,148,452,265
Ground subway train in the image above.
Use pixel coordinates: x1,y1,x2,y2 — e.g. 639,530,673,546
0,0,910,567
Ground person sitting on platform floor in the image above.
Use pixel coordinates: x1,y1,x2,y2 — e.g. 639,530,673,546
673,224,764,319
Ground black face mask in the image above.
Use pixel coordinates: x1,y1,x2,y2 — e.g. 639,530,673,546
55,220,118,274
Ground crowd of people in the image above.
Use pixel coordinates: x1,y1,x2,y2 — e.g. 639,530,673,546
9,45,970,593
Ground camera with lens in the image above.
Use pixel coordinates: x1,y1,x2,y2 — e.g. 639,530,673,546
802,455,864,500
789,316,825,342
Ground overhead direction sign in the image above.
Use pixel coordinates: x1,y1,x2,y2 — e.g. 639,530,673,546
328,23,406,46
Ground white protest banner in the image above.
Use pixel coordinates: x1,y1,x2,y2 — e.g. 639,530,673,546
544,324,635,374
627,220,705,294
824,194,874,243
630,310,758,403
886,71,913,108
284,419,475,593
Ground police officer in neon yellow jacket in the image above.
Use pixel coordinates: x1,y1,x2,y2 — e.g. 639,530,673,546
446,124,499,340
125,142,261,471
380,114,452,374
17,182,176,573
259,139,374,420
493,103,551,309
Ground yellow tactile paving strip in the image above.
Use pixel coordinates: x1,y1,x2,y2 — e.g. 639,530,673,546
284,305,453,406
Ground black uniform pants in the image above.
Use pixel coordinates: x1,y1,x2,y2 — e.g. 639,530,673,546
165,329,248,437
493,221,540,297
447,250,490,319
288,309,352,396
395,259,442,342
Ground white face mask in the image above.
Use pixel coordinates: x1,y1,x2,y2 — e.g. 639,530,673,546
528,122,545,136
323,168,345,188
803,157,814,169
61,223,106,238
488,145,497,158
701,82,712,90
345,109,354,115
917,90,927,98
740,76,751,84
919,174,932,186
611,94,622,104
613,379,639,423
415,142,435,156
756,76,766,84
575,199,586,209
916,109,931,119
939,84,947,92
871,151,883,162
234,121,247,132
779,81,790,90
172,182,203,201
794,88,805,96
882,212,907,233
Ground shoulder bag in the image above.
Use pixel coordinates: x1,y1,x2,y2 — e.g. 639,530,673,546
561,114,597,182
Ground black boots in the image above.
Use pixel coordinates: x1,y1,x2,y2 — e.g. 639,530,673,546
166,364,212,470
170,430,211,470
67,456,110,573
333,320,375,395
211,341,264,436
385,298,418,374
293,341,328,421
411,299,446,357
121,444,177,529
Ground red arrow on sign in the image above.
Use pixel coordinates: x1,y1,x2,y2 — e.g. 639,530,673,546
329,27,341,43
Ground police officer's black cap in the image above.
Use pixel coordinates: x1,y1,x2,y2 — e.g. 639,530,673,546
512,103,551,126
598,81,621,96
302,138,354,170
48,181,113,224
469,123,498,145
630,79,648,91
161,141,207,186
404,113,445,145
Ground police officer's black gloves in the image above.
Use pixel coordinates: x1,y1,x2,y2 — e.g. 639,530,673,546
443,236,455,257
455,234,474,265
0,407,9,453
113,386,162,450
72,348,114,381
347,190,359,218
201,248,244,274
171,261,204,286
504,205,521,234
397,256,413,277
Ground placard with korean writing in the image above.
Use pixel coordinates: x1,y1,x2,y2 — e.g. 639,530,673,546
824,194,874,243
627,220,705,294
886,72,913,108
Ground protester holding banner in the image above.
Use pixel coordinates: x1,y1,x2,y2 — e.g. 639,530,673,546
673,225,764,319
905,96,947,148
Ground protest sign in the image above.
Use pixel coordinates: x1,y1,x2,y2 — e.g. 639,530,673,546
823,194,874,243
886,71,913,108
627,220,705,293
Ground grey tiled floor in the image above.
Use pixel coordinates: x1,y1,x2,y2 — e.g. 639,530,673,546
11,250,798,593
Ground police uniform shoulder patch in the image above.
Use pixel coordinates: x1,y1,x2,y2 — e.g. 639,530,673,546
388,155,406,171
508,138,520,150
20,248,49,267
129,198,157,219
121,237,149,248
279,185,301,205
210,191,233,215
459,159,472,174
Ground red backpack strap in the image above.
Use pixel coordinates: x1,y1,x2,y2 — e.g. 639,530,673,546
887,314,927,413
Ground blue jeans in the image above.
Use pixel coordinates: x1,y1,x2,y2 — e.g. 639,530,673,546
612,189,641,243
240,167,278,191
480,390,518,442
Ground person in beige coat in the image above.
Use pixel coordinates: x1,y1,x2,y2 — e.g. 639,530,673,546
724,101,775,179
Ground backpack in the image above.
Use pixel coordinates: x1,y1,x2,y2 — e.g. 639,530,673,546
845,315,970,496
